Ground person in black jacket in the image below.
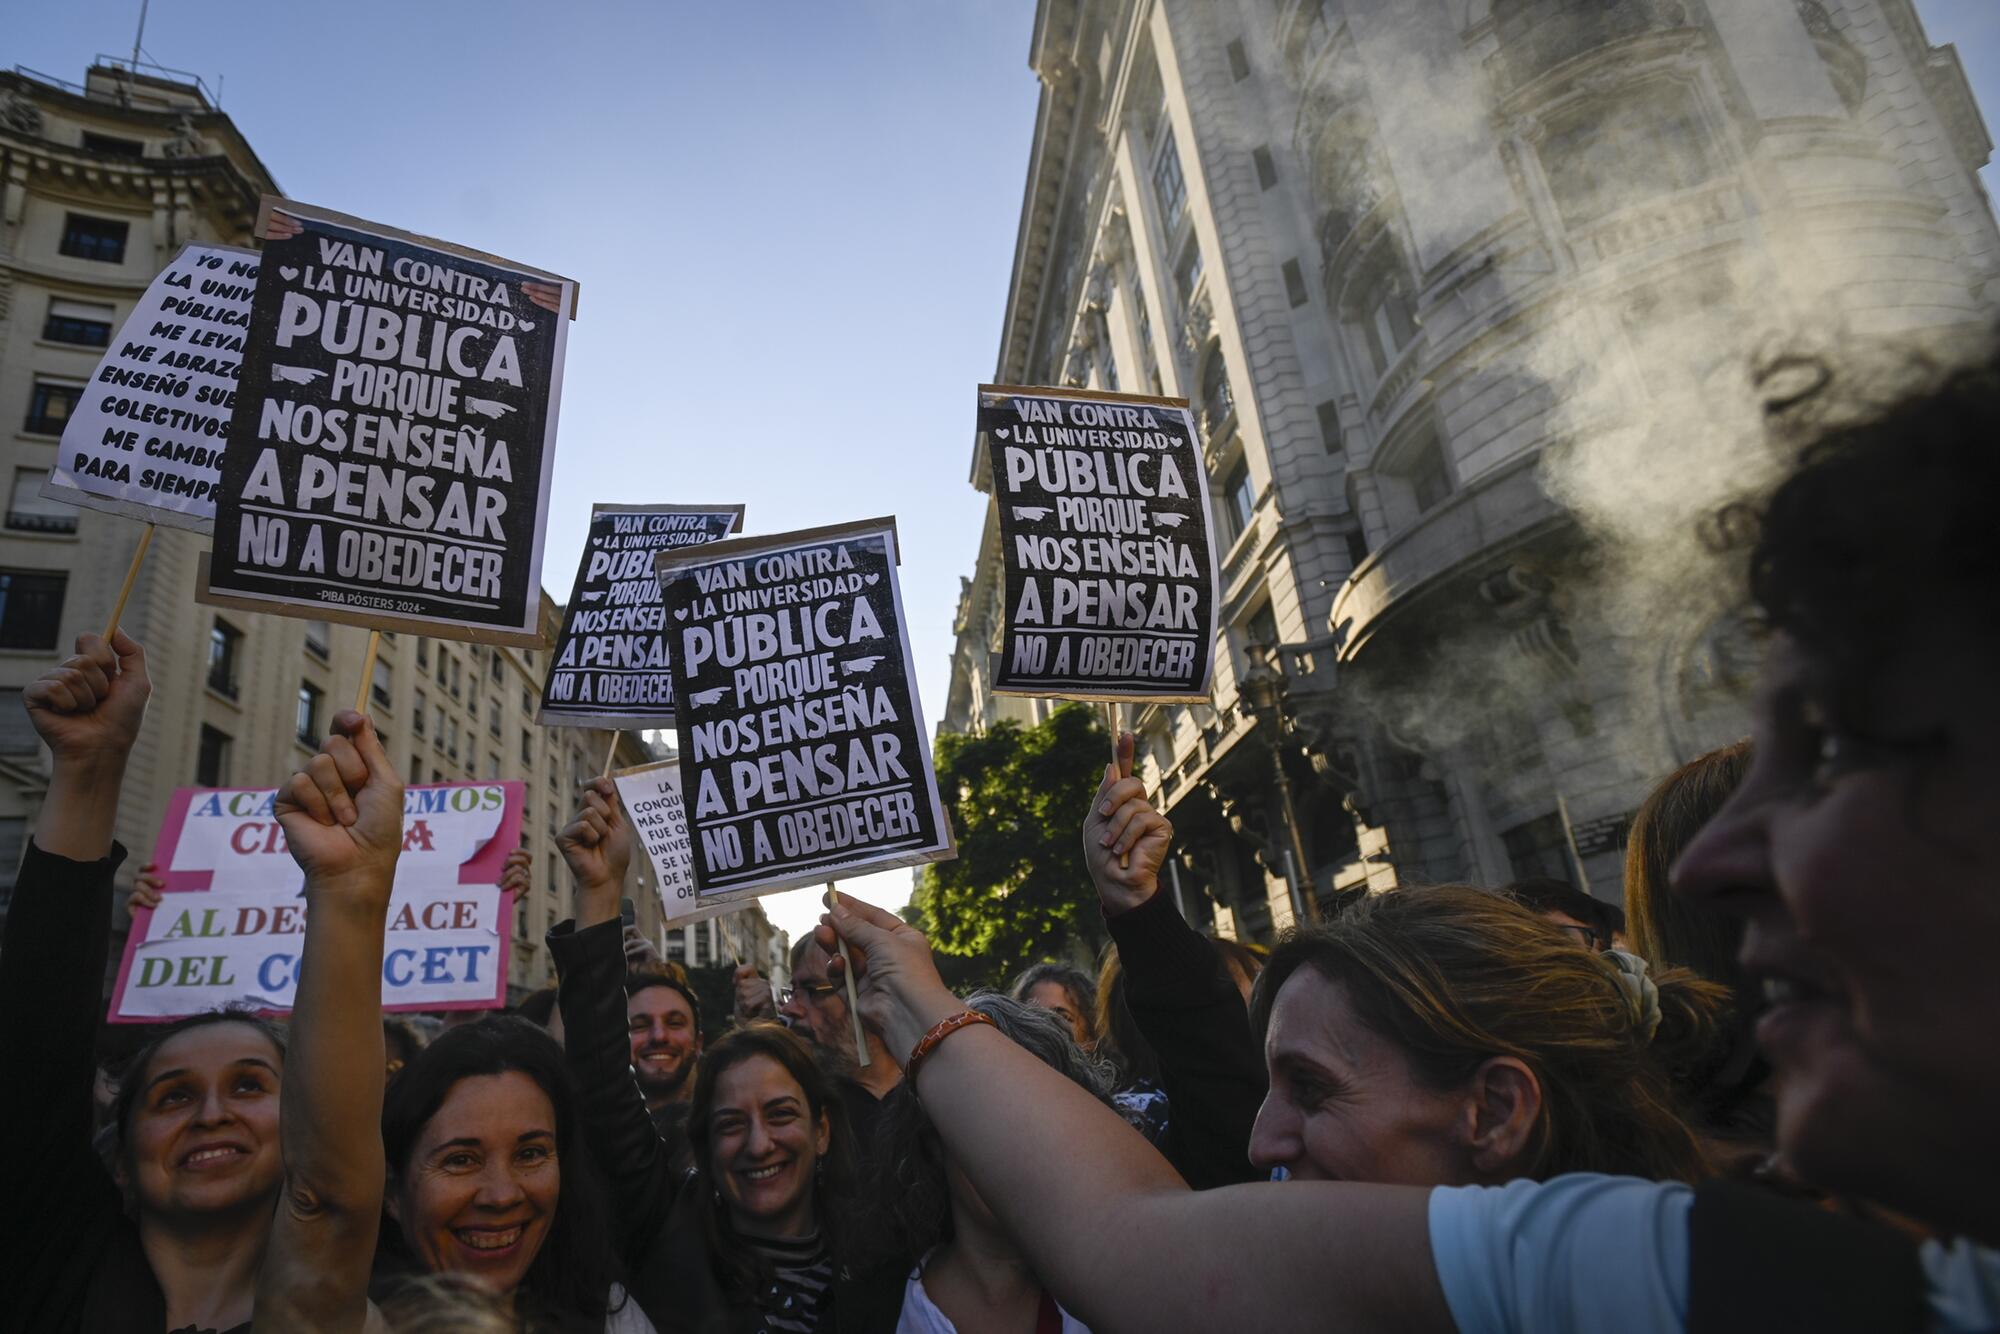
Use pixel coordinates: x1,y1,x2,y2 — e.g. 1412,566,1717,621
548,778,901,1334
1077,732,1269,1189
3,632,404,1333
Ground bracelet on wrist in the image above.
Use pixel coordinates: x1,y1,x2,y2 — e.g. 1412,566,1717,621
906,1009,996,1089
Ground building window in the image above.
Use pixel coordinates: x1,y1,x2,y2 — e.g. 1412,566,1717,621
468,690,479,720
369,659,392,710
433,704,446,746
490,652,505,683
81,132,146,158
414,690,428,735
1345,528,1371,569
435,652,449,687
1152,128,1189,235
1539,82,1717,227
25,381,82,435
522,729,534,765
1407,433,1453,513
1244,601,1280,651
59,213,130,264
411,751,423,780
296,682,323,746
488,752,501,780
1502,812,1581,891
1200,345,1235,440
1227,39,1251,80
417,638,430,669
0,570,67,651
489,708,502,739
0,690,36,753
1174,237,1205,311
1253,145,1278,190
1099,355,1119,392
7,469,77,535
1221,460,1255,544
1355,260,1419,377
446,716,460,762
43,298,114,348
1317,400,1343,453
206,619,243,697
197,725,232,787
1282,258,1309,308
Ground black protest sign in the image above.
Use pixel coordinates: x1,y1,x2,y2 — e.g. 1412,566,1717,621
538,504,745,728
656,519,954,897
979,385,1219,700
202,197,575,646
46,243,257,532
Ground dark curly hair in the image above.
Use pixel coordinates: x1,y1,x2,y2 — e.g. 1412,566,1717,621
1746,336,2000,715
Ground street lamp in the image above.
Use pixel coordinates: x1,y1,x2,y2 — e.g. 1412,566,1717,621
1237,641,1317,926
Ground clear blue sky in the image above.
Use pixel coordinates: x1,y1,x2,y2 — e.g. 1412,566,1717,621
15,1,1996,943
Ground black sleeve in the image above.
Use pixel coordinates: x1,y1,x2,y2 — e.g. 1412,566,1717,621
547,916,680,1262
0,839,131,1333
1105,891,1268,1190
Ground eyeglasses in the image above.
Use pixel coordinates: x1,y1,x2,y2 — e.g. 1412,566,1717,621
779,981,841,1006
1552,922,1610,952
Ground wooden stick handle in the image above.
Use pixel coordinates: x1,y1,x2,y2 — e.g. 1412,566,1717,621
827,882,869,1061
601,730,620,778
354,630,381,716
1110,702,1131,870
104,523,155,641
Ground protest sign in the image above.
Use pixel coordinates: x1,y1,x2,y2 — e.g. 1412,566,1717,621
610,758,757,927
539,504,746,728
43,243,258,532
655,518,954,897
978,385,1219,700
201,197,576,647
109,780,522,1020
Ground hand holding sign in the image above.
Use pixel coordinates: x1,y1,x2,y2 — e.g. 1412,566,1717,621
557,777,632,928
274,711,404,907
733,961,776,1022
500,846,532,899
127,862,165,918
1083,731,1173,916
814,894,963,1066
25,632,151,768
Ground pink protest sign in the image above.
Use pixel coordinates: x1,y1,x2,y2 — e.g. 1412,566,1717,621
109,781,522,1021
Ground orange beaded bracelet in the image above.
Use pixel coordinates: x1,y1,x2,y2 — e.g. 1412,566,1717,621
906,1009,997,1088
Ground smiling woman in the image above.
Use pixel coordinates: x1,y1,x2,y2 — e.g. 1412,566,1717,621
378,1016,628,1332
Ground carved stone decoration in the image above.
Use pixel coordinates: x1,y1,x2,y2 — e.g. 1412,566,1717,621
0,94,44,138
1477,562,1596,734
1795,1,1867,112
161,115,207,159
1179,287,1215,358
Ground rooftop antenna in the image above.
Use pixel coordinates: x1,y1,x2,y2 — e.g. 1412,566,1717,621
125,0,150,105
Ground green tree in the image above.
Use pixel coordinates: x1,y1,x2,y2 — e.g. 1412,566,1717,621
909,703,1112,988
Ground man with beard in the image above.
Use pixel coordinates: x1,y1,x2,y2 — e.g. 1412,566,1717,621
777,934,904,1157
626,968,702,1133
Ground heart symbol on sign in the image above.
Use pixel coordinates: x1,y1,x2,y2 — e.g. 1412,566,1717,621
864,573,879,585
672,606,688,620
279,266,299,281
993,427,1010,440
517,319,536,332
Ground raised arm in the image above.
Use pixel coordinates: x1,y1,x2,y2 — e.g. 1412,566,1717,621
818,896,1454,1334
253,711,404,1332
1086,733,1268,1188
2,634,148,1333
547,778,679,1257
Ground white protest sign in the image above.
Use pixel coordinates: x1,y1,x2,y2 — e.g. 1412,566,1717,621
45,243,258,532
109,781,523,1020
610,758,760,927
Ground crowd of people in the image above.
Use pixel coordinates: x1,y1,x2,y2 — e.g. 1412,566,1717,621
6,341,1999,1332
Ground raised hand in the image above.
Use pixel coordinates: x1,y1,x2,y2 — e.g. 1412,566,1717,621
500,846,532,899
24,631,150,768
557,777,631,927
1083,731,1173,914
274,711,404,903
127,861,165,918
816,895,961,1064
733,962,775,1022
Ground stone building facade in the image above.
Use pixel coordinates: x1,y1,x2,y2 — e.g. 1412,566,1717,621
0,63,670,992
944,0,1997,939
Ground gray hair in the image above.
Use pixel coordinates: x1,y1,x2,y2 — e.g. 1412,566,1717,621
966,991,1117,1104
